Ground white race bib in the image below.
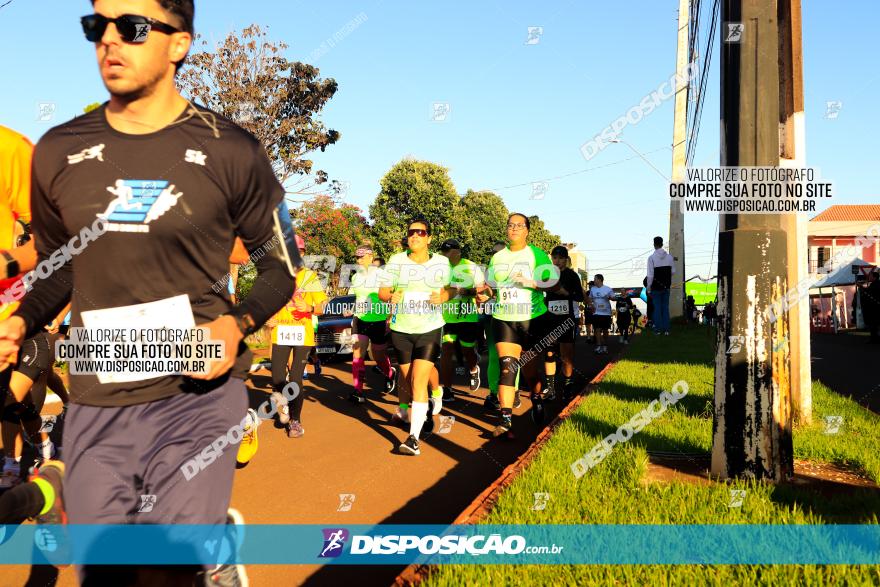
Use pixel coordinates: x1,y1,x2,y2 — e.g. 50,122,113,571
499,287,528,306
402,291,431,314
594,298,610,313
80,294,195,384
276,325,307,346
548,300,570,315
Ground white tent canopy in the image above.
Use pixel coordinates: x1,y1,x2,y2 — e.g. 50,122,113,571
811,258,872,289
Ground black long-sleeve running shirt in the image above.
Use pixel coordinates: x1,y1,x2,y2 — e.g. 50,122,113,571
545,268,585,322
14,103,296,406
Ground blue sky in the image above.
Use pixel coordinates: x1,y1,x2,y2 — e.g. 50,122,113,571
1,0,876,286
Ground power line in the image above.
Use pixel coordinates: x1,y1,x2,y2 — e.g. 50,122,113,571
686,0,720,166
463,146,672,195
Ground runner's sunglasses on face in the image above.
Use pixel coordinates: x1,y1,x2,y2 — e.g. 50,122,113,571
81,13,182,44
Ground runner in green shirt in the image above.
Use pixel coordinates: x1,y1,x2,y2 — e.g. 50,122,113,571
438,239,484,403
482,241,521,412
477,213,559,438
379,218,454,456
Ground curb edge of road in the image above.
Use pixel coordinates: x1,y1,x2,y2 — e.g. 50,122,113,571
392,351,622,587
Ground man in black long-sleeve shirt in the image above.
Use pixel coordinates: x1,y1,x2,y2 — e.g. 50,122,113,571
0,1,296,584
545,246,585,401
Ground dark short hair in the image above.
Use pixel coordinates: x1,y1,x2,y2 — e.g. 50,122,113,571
93,0,194,70
408,217,432,235
594,274,604,281
507,213,530,231
551,245,569,258
654,236,664,248
92,0,194,32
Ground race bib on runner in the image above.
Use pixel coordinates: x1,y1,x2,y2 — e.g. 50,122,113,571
548,300,570,315
80,294,196,384
402,291,431,315
593,298,610,313
276,325,306,346
498,287,528,307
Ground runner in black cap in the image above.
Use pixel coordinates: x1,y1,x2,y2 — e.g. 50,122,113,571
438,239,484,404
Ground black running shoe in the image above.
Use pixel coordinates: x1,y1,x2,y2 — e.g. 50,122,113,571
544,376,557,402
399,434,420,455
385,367,397,394
530,396,546,425
423,401,436,438
442,386,456,403
468,366,481,392
483,393,500,411
492,416,514,439
348,391,365,404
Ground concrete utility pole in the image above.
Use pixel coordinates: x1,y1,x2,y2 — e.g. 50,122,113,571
778,0,812,424
668,0,690,318
711,0,797,481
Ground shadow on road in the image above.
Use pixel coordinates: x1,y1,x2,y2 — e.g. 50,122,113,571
300,337,615,587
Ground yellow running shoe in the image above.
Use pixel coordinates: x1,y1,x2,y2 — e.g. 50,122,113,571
236,409,260,466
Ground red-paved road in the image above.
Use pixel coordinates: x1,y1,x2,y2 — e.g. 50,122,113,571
4,335,616,586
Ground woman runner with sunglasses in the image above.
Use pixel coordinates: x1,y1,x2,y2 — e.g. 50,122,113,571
379,218,453,455
477,213,559,438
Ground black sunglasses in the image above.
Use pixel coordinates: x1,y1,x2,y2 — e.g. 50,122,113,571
407,229,428,237
81,13,181,44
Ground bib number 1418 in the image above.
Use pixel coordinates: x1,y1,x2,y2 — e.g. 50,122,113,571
277,325,306,346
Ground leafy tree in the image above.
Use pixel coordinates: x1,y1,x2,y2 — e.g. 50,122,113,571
295,195,369,264
458,190,509,264
177,24,340,197
526,215,562,253
368,159,465,259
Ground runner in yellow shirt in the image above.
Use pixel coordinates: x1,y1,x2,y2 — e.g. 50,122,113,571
1,126,54,489
268,235,327,438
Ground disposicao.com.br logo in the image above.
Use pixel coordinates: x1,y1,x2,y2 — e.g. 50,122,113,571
318,529,563,557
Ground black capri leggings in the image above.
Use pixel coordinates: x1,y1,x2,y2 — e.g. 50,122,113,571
271,344,312,422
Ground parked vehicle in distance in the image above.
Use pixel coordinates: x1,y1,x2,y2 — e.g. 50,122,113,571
315,295,358,360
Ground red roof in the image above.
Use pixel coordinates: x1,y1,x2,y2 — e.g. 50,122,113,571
811,204,880,222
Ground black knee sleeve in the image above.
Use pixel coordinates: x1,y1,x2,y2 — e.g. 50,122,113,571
498,356,520,387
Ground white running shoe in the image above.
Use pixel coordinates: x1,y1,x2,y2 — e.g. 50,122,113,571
270,392,290,425
204,508,249,586
431,396,443,415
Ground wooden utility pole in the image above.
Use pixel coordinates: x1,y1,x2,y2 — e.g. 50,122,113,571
711,0,796,481
669,0,689,318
